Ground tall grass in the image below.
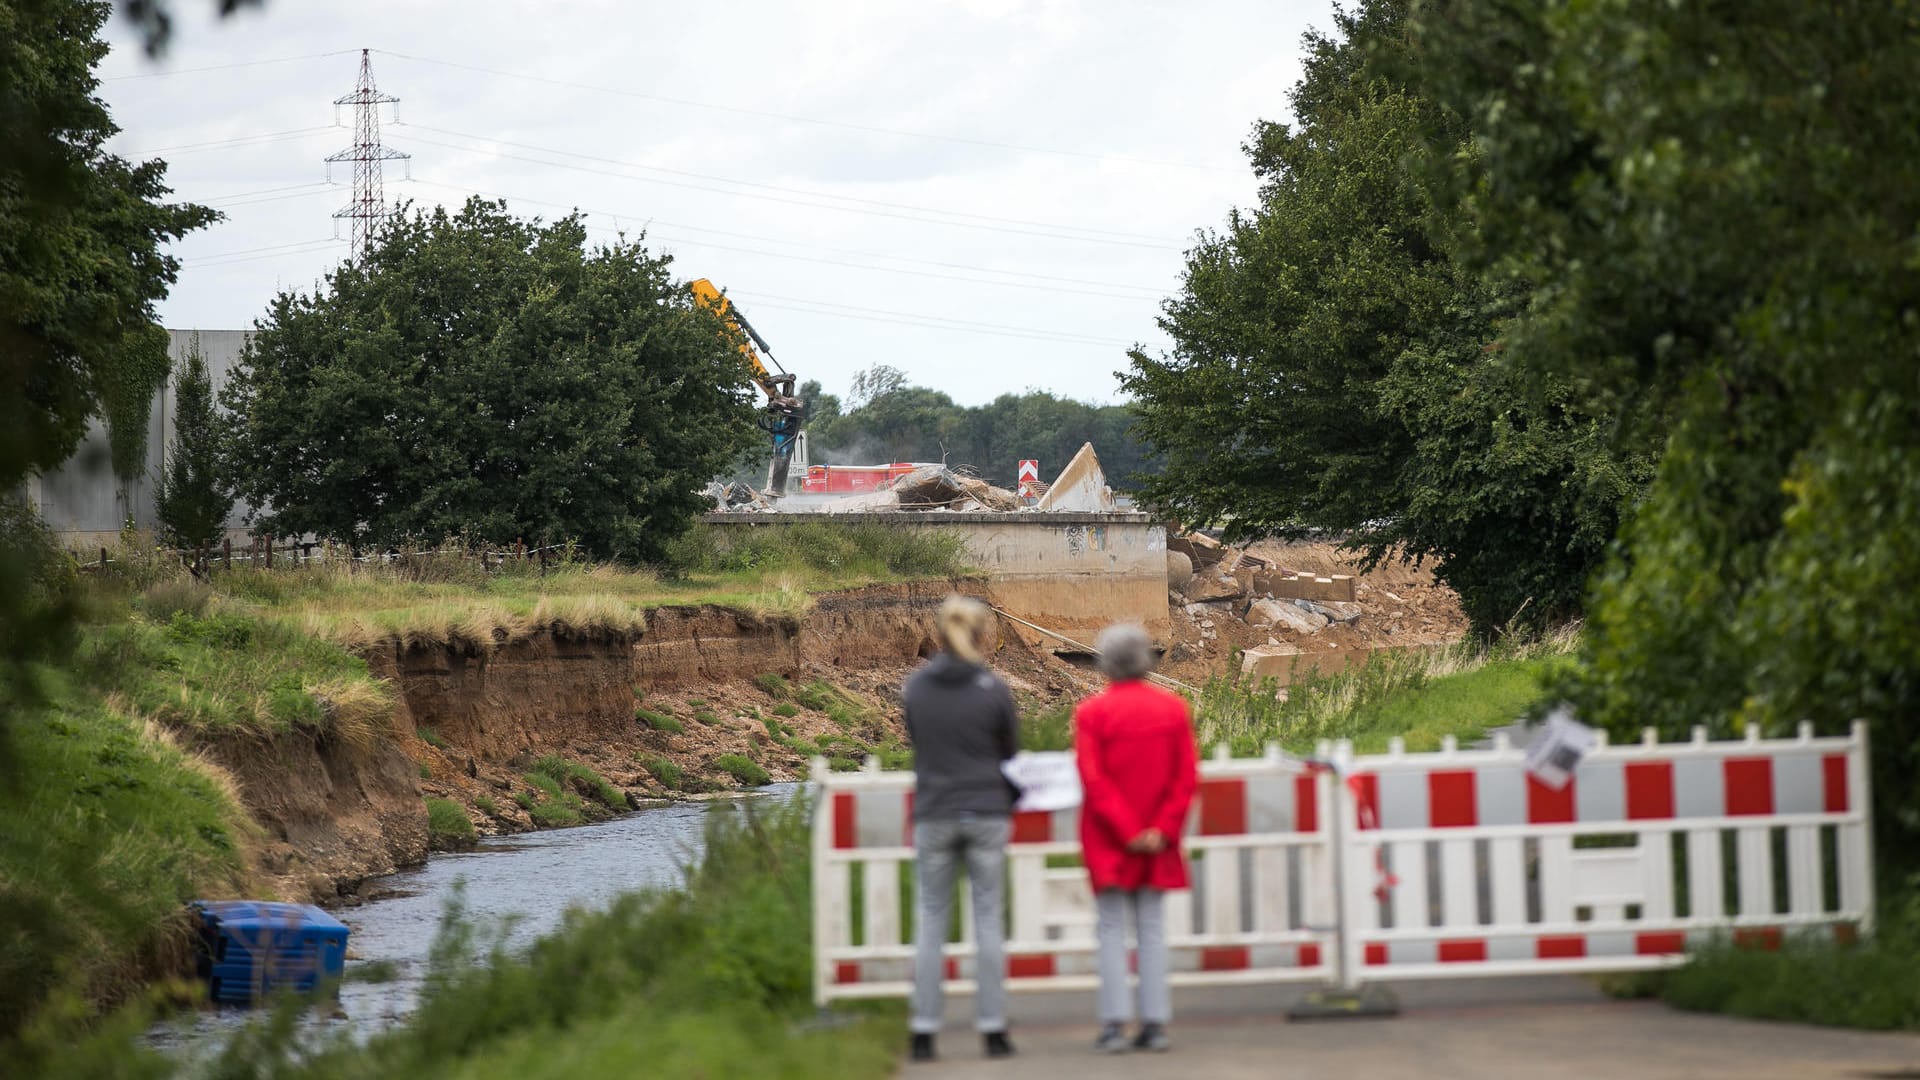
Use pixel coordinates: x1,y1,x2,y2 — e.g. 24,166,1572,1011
665,521,966,579
1194,628,1580,754
1658,886,1920,1030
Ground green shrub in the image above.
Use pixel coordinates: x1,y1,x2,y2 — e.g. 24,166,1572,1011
772,703,798,718
474,795,499,816
425,798,476,850
1662,910,1920,1030
694,710,719,726
715,754,771,787
417,726,452,750
640,755,684,791
419,761,433,779
686,698,708,708
1022,702,1074,751
637,707,685,734
828,756,858,772
513,790,536,811
754,673,790,699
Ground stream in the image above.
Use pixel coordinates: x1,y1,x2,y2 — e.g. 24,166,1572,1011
150,783,802,1057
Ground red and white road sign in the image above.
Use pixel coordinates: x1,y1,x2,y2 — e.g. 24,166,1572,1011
1017,459,1039,498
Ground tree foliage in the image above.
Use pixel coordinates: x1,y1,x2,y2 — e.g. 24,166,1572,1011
799,368,1152,491
221,200,759,562
1122,1,1654,633
1,0,213,679
1407,0,1920,851
154,334,232,551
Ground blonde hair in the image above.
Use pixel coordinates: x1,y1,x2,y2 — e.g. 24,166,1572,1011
935,595,994,664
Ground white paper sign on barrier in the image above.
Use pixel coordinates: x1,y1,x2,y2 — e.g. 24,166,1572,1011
1525,707,1597,790
1001,752,1082,812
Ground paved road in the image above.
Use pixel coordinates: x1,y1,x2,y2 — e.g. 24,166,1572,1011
912,977,1920,1078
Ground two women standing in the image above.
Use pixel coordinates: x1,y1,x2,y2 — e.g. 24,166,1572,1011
902,598,1198,1061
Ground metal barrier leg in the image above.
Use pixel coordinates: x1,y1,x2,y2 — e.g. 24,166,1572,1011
1290,743,1398,1020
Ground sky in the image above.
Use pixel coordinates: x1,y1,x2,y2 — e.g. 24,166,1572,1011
98,0,1336,406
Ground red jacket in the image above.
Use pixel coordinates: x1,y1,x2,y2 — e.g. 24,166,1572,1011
1074,679,1199,892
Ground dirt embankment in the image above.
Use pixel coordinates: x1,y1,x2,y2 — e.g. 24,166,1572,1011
203,579,1096,904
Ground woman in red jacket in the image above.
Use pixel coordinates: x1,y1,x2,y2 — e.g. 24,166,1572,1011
1073,623,1198,1054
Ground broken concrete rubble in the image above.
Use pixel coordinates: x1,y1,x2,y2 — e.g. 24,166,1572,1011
1166,550,1194,590
1180,569,1242,603
1241,643,1303,679
1248,598,1327,634
1167,531,1225,567
1034,442,1116,512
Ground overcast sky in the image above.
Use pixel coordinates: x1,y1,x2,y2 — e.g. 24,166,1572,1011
99,0,1334,406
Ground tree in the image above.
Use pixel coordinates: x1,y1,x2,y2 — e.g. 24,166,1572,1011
1407,0,1920,854
221,199,759,562
1121,1,1653,633
1,0,215,675
154,334,231,553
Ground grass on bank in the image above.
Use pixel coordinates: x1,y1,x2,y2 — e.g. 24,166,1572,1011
425,798,476,851
0,672,256,1051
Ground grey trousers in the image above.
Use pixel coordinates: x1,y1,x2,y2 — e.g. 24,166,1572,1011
1097,888,1171,1024
910,815,1010,1034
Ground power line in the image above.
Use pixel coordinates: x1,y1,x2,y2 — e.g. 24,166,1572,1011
401,123,1176,243
122,125,339,157
393,131,1183,250
407,179,1162,302
725,288,1138,347
736,298,1136,349
101,49,359,81
179,238,344,268
201,181,335,205
370,49,1238,174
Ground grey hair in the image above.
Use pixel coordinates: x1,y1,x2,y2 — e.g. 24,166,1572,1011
1095,623,1157,681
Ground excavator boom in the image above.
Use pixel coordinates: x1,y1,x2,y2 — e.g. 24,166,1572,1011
689,278,805,495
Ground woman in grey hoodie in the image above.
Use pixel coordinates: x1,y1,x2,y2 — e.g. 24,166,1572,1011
902,595,1019,1063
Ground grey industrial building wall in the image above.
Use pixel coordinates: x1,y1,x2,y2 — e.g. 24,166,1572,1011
25,329,256,547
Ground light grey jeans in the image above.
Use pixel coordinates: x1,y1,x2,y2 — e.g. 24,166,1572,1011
910,815,1010,1034
1097,888,1170,1024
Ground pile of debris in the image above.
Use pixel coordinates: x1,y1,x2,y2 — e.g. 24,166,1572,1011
709,442,1119,515
1163,532,1467,685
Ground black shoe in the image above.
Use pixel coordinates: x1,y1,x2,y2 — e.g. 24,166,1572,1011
1132,1023,1171,1052
910,1033,936,1062
984,1030,1016,1057
1094,1023,1129,1054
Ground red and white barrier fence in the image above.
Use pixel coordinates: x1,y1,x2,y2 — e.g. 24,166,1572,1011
809,722,1873,1006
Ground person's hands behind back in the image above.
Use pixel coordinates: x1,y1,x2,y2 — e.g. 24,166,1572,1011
1126,827,1167,854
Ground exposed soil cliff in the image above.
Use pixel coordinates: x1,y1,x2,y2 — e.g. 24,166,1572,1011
205,579,1093,903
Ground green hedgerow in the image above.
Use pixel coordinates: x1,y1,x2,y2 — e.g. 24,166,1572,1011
715,754,770,787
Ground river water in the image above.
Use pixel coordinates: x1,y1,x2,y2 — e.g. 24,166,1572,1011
152,783,801,1054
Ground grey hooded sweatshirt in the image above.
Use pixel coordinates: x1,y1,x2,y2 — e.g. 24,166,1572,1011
902,652,1020,821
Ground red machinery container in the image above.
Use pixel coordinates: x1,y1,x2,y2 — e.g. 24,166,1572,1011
801,462,924,495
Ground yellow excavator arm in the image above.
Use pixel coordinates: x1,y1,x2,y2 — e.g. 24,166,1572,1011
689,278,805,494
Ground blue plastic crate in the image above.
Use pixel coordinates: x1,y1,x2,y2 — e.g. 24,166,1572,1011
191,900,348,1004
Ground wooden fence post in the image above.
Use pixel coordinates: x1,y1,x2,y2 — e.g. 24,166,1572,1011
223,536,231,571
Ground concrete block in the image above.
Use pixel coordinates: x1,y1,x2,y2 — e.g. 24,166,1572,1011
1248,598,1327,634
1180,570,1242,603
1251,570,1356,603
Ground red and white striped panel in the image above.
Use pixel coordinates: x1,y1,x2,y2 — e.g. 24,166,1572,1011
1350,750,1850,831
826,771,1323,850
1357,923,1855,970
829,941,1330,990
